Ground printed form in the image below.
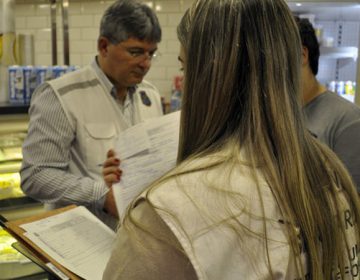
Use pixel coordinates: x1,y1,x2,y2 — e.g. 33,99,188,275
21,206,116,280
113,111,180,219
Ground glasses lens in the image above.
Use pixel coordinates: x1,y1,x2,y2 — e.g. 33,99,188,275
151,51,161,61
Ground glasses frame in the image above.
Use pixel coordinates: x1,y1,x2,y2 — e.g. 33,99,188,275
115,43,161,62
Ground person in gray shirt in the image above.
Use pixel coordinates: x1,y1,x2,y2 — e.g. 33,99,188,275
296,16,360,192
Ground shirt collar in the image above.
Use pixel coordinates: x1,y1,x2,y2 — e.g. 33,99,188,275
91,57,113,94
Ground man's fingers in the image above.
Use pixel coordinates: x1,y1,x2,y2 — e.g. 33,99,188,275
103,157,120,168
107,149,116,158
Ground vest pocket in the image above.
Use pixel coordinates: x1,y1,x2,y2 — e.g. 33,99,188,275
84,123,117,173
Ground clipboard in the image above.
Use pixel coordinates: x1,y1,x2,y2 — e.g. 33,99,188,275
11,242,62,280
1,205,82,280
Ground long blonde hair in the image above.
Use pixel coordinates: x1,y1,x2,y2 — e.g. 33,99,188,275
126,0,360,278
176,0,360,278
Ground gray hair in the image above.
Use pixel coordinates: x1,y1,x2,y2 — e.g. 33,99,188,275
99,0,161,44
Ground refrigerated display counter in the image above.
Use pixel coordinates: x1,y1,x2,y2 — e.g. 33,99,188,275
0,227,46,280
0,103,41,213
0,103,48,279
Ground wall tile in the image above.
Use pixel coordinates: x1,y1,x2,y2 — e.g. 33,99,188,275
34,41,50,54
166,40,181,54
57,52,64,65
81,28,99,40
15,17,26,29
156,42,166,54
156,14,168,27
70,41,96,54
179,0,193,12
15,4,36,16
166,67,182,79
167,13,183,27
35,29,51,41
94,15,103,28
81,54,96,66
155,1,180,13
151,80,173,100
35,54,51,65
157,54,179,67
80,2,108,14
69,28,82,41
67,3,83,15
161,27,178,40
70,54,83,67
69,15,94,28
26,16,48,29
146,66,167,79
15,28,28,35
36,4,51,16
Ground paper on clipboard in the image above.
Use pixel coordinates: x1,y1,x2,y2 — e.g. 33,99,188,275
20,206,116,280
113,111,180,220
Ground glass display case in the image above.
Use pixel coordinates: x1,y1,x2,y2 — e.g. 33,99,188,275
0,131,25,201
0,103,47,279
0,103,38,210
0,227,45,280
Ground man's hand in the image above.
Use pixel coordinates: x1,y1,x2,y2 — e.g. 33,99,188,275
102,149,122,188
103,187,119,219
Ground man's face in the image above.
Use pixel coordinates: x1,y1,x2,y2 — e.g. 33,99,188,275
98,37,158,89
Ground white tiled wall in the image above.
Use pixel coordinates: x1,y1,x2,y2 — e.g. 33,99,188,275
14,0,194,101
14,0,360,100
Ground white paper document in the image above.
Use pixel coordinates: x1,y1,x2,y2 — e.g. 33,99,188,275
113,111,180,219
21,206,116,280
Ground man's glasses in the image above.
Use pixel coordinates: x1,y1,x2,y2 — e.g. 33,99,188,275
126,49,161,61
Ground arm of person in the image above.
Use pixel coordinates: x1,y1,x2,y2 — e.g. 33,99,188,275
333,119,360,193
103,199,197,280
20,84,109,212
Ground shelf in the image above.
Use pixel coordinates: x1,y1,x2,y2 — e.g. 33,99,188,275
0,161,22,173
0,102,29,115
320,46,358,60
0,196,42,211
288,1,360,21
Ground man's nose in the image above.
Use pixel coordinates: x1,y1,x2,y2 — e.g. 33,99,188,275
139,57,152,69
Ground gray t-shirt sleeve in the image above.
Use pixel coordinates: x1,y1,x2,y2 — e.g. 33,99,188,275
303,92,360,193
333,119,360,193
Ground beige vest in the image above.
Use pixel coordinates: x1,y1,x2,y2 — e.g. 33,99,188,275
47,65,163,226
49,65,163,179
147,156,358,279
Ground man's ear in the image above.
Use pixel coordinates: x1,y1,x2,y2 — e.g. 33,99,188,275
98,36,110,57
301,46,309,67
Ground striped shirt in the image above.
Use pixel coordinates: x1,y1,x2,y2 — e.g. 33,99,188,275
20,58,135,225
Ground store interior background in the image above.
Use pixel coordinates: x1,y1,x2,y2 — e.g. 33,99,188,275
0,1,359,279
10,0,360,104
0,0,358,217
0,0,358,208
13,0,192,103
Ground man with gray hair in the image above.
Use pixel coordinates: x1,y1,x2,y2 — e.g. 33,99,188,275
20,0,163,229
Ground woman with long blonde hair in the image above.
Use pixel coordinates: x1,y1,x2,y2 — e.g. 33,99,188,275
103,0,360,279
